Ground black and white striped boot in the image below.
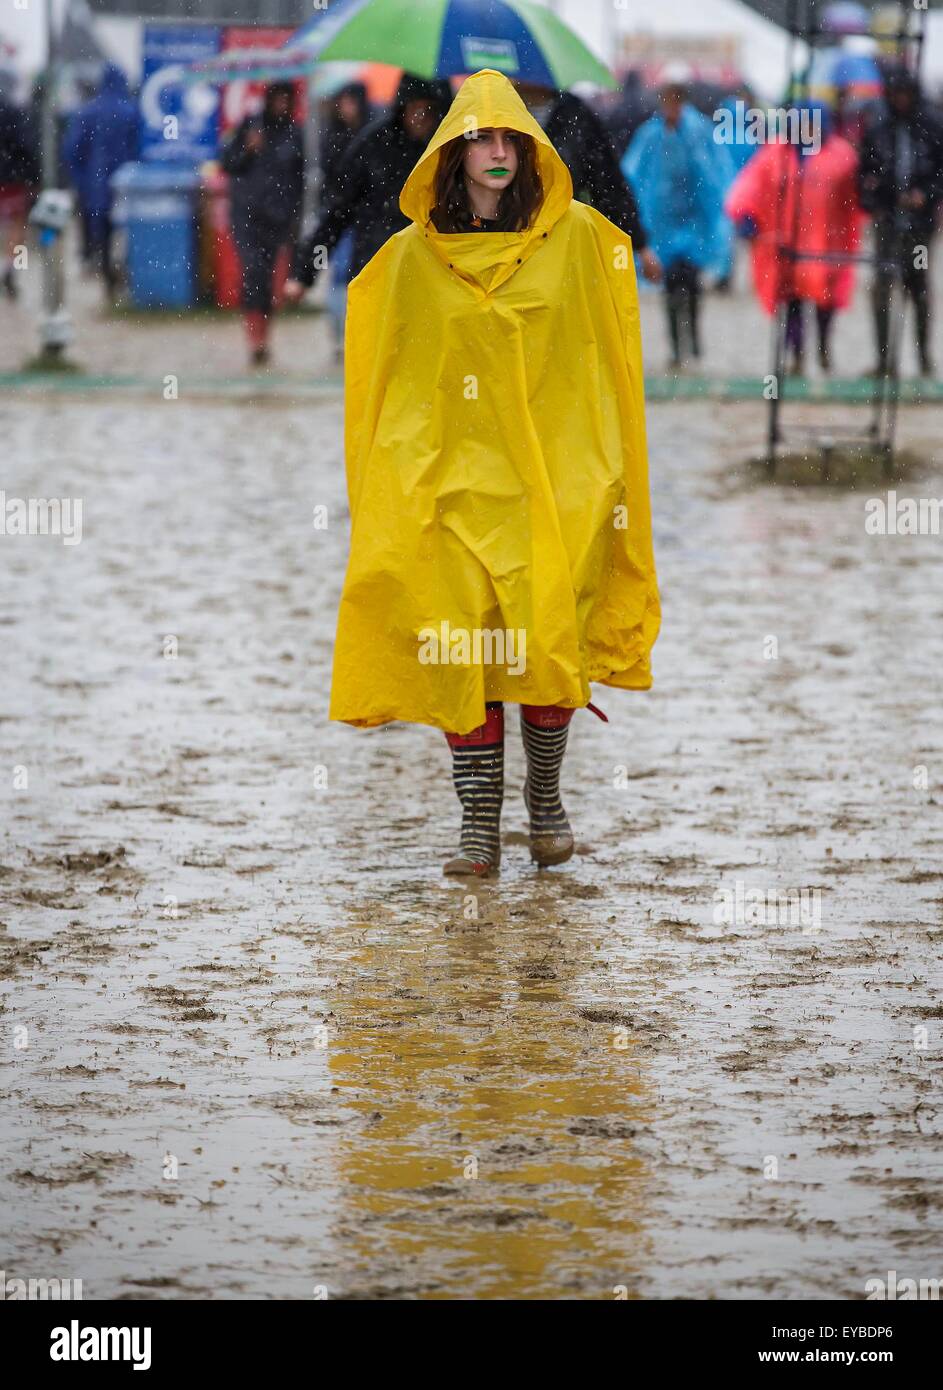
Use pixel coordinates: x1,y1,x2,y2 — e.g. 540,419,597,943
520,705,575,867
443,703,504,876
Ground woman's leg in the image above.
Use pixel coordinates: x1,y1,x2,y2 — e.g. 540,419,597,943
664,263,684,368
520,705,575,867
685,263,702,359
785,298,805,373
904,238,934,375
327,228,354,361
234,220,279,364
442,702,504,876
816,305,834,373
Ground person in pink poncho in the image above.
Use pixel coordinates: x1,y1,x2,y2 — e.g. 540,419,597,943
725,99,862,374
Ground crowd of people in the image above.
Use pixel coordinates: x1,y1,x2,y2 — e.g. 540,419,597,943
276,61,943,380
0,62,140,303
1,56,942,378
625,62,943,379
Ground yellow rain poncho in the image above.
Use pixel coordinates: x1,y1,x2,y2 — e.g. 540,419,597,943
330,68,660,735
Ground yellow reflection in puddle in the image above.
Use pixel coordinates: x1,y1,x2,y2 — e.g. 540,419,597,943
324,903,653,1298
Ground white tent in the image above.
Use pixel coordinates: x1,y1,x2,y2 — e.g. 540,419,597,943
567,0,799,100
0,0,138,85
552,0,943,103
919,14,943,99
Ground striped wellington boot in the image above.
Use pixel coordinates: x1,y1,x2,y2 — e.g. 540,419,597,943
443,703,504,876
520,705,575,867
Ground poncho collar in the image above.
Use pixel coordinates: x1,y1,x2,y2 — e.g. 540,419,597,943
399,68,574,298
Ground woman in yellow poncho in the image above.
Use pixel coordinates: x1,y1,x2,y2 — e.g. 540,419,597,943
330,69,660,876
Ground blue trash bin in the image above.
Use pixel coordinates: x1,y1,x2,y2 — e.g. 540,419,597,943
111,163,202,308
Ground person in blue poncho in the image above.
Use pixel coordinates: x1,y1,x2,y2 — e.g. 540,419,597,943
622,65,734,369
64,64,139,299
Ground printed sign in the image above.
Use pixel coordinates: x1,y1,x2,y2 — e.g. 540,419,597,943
220,27,307,133
460,36,520,75
141,24,222,163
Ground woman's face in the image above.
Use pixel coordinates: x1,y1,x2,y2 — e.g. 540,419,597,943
337,92,360,126
462,126,520,194
268,89,293,121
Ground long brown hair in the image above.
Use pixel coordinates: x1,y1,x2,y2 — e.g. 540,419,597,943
429,130,543,233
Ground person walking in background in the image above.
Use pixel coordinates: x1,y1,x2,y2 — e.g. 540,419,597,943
605,69,655,162
221,82,304,368
832,83,868,150
858,68,943,379
318,81,371,361
0,75,40,299
726,99,861,376
63,63,138,302
513,80,661,285
623,66,733,371
283,75,452,319
68,77,100,270
320,81,371,199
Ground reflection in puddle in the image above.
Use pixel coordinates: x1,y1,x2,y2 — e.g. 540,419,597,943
324,898,654,1298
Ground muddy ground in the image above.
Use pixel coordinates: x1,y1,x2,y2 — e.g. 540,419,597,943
2,378,941,1301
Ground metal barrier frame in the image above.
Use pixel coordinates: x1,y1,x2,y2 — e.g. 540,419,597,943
765,0,928,476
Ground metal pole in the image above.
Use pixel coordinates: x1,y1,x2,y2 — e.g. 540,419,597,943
767,0,800,471
882,0,928,471
36,0,73,367
40,0,57,191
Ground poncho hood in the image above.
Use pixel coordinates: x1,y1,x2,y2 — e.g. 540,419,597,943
399,68,574,295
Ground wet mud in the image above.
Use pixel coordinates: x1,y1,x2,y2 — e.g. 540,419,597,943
1,392,942,1299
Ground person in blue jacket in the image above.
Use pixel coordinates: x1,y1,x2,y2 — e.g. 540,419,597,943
623,66,734,369
64,64,139,298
